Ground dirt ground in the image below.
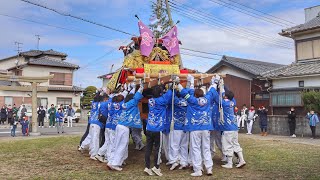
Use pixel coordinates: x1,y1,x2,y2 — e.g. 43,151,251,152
0,134,319,180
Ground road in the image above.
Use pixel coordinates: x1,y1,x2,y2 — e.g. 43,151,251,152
0,123,87,137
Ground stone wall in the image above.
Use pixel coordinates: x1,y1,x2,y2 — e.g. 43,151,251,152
241,115,320,137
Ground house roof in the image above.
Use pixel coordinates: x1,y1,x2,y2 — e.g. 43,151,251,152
20,49,67,57
261,61,320,78
98,72,116,79
206,55,284,77
48,86,84,92
28,56,79,69
280,15,320,37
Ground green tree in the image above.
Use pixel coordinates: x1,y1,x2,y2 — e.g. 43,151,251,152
149,0,171,38
302,91,320,113
81,86,97,108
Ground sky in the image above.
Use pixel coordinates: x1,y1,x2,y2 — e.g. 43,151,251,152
0,0,319,88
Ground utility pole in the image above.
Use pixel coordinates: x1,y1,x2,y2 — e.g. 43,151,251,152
14,41,23,54
165,0,174,27
35,35,41,50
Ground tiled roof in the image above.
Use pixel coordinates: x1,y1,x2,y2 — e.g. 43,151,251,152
206,56,284,76
29,56,79,69
98,72,116,79
48,86,84,92
20,49,67,57
280,15,320,36
261,61,320,78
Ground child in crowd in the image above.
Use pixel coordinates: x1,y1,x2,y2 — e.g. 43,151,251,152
246,105,257,135
10,114,18,137
56,108,65,134
20,116,29,136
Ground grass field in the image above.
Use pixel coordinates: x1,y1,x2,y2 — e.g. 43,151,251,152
0,135,319,180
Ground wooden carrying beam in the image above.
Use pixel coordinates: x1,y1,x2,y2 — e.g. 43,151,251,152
127,73,224,82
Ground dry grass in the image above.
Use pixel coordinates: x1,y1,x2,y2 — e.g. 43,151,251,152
0,135,320,180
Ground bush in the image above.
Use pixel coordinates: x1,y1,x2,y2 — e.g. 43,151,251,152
76,109,81,113
302,91,320,113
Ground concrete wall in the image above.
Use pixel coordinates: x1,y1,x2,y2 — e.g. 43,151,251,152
272,75,320,89
0,56,25,69
244,115,320,137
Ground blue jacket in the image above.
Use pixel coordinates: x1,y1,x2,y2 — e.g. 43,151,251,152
173,96,188,131
100,100,109,119
55,112,64,122
106,99,115,130
211,88,238,131
110,101,124,130
211,100,220,131
118,92,144,128
89,102,104,129
147,90,173,132
306,114,319,126
180,88,214,131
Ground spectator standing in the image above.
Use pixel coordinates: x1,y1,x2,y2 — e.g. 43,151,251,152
10,114,18,137
56,108,65,134
0,105,7,124
20,116,29,136
246,105,257,135
66,105,75,127
257,106,268,136
20,105,27,119
12,104,18,117
306,110,319,139
37,106,46,128
238,105,248,129
48,104,56,128
287,107,297,138
7,105,13,125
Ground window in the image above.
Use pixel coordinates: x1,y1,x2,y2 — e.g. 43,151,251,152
296,39,320,61
37,98,48,109
57,98,72,106
50,72,65,85
299,81,304,87
4,96,13,106
13,69,22,76
254,93,270,100
271,92,302,106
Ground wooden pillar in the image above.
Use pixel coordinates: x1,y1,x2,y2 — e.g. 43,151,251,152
31,82,39,135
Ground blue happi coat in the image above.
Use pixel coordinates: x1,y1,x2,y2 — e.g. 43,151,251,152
173,96,188,131
90,102,104,128
211,88,238,131
106,99,116,130
180,88,215,131
147,90,173,132
118,92,144,128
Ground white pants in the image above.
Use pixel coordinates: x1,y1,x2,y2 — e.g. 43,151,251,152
247,120,253,134
106,129,116,163
81,125,93,150
221,131,242,157
190,130,213,172
98,128,109,158
162,133,170,161
89,124,100,157
210,130,222,157
238,115,245,128
131,128,143,146
168,130,189,166
110,125,129,166
67,116,73,127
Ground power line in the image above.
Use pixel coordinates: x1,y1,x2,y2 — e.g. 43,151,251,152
180,52,221,61
0,13,113,40
169,1,292,48
171,8,292,49
181,47,223,57
223,0,296,25
20,0,136,36
208,0,291,27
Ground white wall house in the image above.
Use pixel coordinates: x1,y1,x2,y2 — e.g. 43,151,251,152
261,5,320,115
0,49,83,110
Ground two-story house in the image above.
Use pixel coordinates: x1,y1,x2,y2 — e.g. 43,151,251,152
261,5,320,115
0,49,83,109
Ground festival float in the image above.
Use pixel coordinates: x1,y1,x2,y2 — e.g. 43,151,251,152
106,16,222,119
